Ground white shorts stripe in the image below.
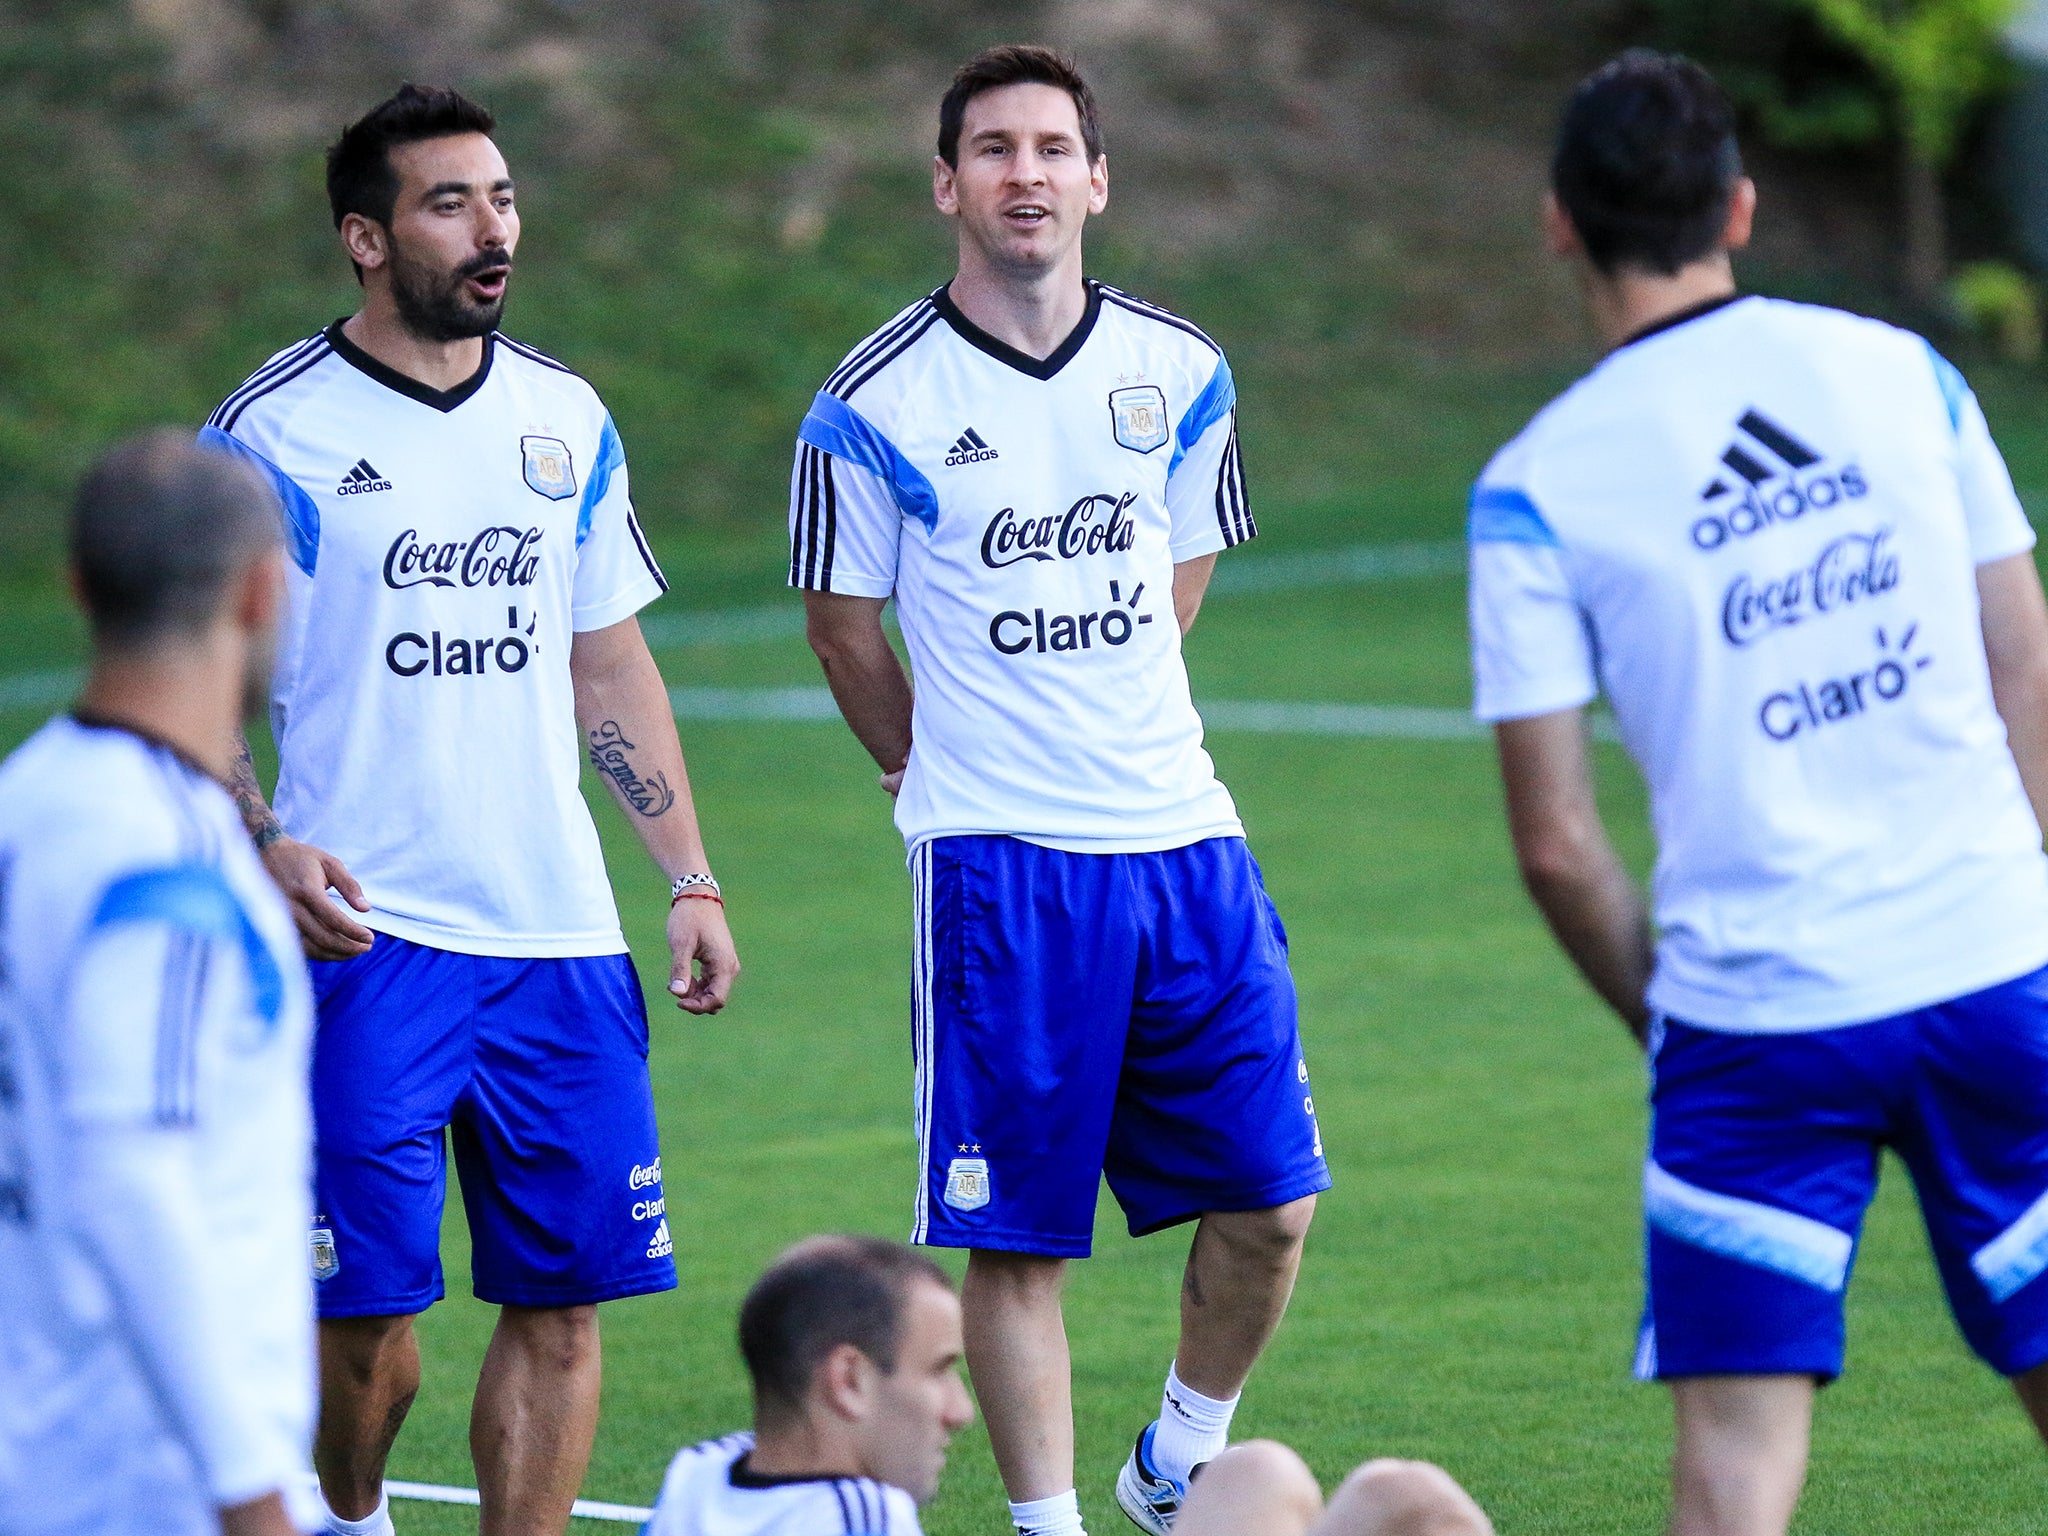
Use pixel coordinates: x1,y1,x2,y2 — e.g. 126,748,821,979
910,842,933,1243
1972,1183,2048,1303
1644,1161,1854,1292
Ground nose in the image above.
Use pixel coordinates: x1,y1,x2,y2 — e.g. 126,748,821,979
945,1378,976,1431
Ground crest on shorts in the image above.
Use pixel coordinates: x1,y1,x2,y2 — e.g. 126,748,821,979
309,1225,340,1283
521,435,577,500
1109,386,1169,454
943,1157,991,1212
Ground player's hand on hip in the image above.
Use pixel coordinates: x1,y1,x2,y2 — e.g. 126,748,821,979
879,768,905,797
667,894,739,1014
217,1491,299,1536
259,835,376,960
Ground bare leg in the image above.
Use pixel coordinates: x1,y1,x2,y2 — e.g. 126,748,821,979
1174,1195,1318,1397
1668,1375,1813,1536
2014,1361,2048,1442
1316,1461,1493,1536
471,1304,602,1536
1177,1441,1324,1536
315,1315,422,1520
963,1250,1073,1502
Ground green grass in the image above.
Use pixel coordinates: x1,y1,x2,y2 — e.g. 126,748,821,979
8,364,2048,1534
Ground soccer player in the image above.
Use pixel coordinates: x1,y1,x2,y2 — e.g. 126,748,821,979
0,433,315,1535
644,1236,973,1536
1470,50,2048,1535
793,44,1329,1536
206,85,739,1534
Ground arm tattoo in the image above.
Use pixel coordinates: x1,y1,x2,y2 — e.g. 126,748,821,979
227,737,284,849
586,721,675,818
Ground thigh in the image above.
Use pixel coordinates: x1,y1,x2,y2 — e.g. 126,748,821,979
1641,1018,1894,1381
454,951,675,1308
308,935,473,1318
1105,838,1330,1238
912,836,1139,1258
1897,965,2048,1375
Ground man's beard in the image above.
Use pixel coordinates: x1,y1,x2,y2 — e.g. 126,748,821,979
389,242,512,343
240,623,275,725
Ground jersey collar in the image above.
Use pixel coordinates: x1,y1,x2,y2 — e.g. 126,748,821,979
727,1451,866,1489
1613,291,1742,352
932,279,1102,381
68,710,222,786
323,319,495,412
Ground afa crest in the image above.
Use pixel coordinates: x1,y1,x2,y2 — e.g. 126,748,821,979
943,1157,991,1212
309,1225,340,1283
1109,385,1169,454
521,435,577,500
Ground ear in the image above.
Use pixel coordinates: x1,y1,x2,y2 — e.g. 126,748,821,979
816,1342,879,1423
1541,191,1580,259
234,547,285,632
1088,154,1108,216
341,211,390,273
1723,177,1757,253
933,155,960,218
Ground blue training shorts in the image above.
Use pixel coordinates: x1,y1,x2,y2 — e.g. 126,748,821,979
1638,962,2048,1381
308,933,676,1316
909,834,1331,1257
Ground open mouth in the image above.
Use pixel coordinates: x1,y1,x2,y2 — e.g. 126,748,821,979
464,265,511,302
1003,203,1050,229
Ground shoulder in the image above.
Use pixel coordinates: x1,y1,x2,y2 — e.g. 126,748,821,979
207,328,341,436
1094,282,1223,359
493,333,610,415
820,292,947,406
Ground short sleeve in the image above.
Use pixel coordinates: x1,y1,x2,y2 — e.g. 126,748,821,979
571,414,668,632
788,421,904,599
1926,345,2037,565
1165,353,1254,559
1468,484,1598,722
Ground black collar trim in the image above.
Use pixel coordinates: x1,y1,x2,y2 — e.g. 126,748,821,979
324,319,494,412
933,280,1101,380
727,1452,864,1490
1615,292,1742,352
68,710,220,786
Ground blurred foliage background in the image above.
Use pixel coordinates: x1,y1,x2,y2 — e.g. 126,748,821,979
3,0,2044,587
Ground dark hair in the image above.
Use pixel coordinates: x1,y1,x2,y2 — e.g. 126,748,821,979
738,1236,953,1423
71,431,281,649
938,44,1104,167
1551,49,1741,276
327,83,496,235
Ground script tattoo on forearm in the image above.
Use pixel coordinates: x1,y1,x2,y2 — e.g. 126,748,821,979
228,737,284,849
586,720,675,818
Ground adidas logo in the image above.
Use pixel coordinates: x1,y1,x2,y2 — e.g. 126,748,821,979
337,458,393,496
944,428,999,467
1691,408,1867,552
646,1217,673,1260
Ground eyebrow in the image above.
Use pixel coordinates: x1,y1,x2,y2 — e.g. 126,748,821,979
421,178,515,199
968,127,1077,146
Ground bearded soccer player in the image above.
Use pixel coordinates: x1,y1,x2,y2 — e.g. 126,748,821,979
207,85,739,1535
793,46,1328,1536
1471,52,2048,1535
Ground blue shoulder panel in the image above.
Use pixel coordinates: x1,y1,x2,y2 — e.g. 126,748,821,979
797,391,940,534
92,864,284,1030
197,425,319,576
1468,484,1559,547
578,414,626,549
1924,339,1970,432
1168,353,1237,476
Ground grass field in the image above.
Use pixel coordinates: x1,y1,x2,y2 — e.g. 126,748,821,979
7,350,2048,1534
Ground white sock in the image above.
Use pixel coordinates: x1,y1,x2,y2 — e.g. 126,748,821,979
322,1490,394,1536
1152,1361,1238,1483
1010,1488,1086,1536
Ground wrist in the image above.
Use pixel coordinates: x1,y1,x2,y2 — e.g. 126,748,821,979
670,872,721,907
251,822,285,852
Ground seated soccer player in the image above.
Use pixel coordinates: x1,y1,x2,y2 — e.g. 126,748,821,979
1177,1443,1494,1536
643,1236,974,1534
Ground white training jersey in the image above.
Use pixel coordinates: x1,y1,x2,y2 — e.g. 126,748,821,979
204,323,668,956
789,282,1251,853
0,718,318,1533
1470,294,2048,1031
644,1433,921,1536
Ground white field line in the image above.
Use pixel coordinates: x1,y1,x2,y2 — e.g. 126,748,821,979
385,1478,652,1523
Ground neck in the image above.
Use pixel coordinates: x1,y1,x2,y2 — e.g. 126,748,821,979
343,294,486,392
947,239,1089,361
746,1415,863,1483
1581,254,1737,350
74,636,244,782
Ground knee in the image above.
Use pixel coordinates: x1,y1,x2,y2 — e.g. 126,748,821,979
1203,1440,1322,1521
319,1314,416,1388
965,1249,1067,1303
1207,1194,1318,1264
500,1304,600,1374
1331,1460,1493,1536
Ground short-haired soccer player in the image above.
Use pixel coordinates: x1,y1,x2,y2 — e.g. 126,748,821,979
0,433,316,1535
793,44,1329,1536
207,85,740,1534
1471,49,2048,1535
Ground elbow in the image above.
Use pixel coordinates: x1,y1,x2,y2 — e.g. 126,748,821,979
1512,822,1600,896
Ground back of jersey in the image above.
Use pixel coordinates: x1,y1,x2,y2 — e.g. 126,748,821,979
0,718,316,1533
644,1433,922,1536
1470,296,2048,1030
